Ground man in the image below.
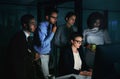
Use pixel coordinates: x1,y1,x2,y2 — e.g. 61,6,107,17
7,14,37,79
54,11,77,48
34,8,58,79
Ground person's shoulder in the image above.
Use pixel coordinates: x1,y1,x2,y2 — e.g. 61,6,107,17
58,24,66,28
9,30,24,43
57,24,66,30
38,21,49,29
72,25,78,31
83,28,90,33
102,29,109,34
64,46,72,53
13,30,23,38
84,28,89,31
39,21,48,26
102,29,108,32
15,31,25,39
40,21,48,24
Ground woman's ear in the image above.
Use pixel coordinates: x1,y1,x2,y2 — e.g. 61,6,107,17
71,40,73,43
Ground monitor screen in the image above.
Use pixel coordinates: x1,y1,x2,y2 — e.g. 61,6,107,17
92,44,120,79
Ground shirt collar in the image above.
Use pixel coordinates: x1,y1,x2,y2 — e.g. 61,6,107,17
23,30,30,39
45,21,52,27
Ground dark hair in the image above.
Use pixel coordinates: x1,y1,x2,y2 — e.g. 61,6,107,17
45,7,58,16
65,11,76,21
21,14,34,28
70,32,83,40
87,12,104,29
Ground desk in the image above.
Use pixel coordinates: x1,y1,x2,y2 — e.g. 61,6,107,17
56,74,91,79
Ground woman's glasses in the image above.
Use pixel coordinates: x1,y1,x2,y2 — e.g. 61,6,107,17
74,40,83,44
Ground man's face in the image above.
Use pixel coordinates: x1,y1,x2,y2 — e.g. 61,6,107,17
66,15,76,26
49,12,58,24
28,19,36,32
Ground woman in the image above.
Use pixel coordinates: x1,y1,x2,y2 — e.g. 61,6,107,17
83,12,111,68
59,34,92,78
83,12,111,45
53,12,78,75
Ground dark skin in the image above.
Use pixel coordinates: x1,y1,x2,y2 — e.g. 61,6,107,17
23,18,40,61
86,19,101,53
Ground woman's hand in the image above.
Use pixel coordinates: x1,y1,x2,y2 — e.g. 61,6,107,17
79,71,92,76
86,44,96,53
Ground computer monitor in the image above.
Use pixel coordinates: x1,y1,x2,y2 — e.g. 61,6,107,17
92,44,120,79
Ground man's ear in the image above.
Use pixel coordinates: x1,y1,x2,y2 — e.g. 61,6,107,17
23,24,28,30
23,24,27,28
46,16,49,20
24,24,26,26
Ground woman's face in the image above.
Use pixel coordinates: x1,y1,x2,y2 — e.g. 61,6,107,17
71,36,82,49
93,19,101,27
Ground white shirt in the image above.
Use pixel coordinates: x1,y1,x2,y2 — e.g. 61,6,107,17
23,31,30,41
73,52,82,70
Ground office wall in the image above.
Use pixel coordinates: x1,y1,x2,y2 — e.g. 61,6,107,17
0,5,37,46
108,12,120,43
0,5,37,76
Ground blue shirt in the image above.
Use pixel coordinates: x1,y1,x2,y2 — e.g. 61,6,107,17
34,21,54,54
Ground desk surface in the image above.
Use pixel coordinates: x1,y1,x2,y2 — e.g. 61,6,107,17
56,74,91,79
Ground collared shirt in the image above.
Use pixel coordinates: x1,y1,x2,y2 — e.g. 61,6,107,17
34,21,54,54
23,31,30,41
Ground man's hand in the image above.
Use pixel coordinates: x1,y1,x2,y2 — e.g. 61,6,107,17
34,53,40,61
52,25,57,33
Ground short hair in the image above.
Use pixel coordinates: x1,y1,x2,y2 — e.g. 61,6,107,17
87,12,104,29
21,14,34,27
45,7,58,16
65,11,76,21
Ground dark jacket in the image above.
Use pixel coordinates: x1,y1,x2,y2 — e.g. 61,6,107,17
59,46,89,76
6,30,35,79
